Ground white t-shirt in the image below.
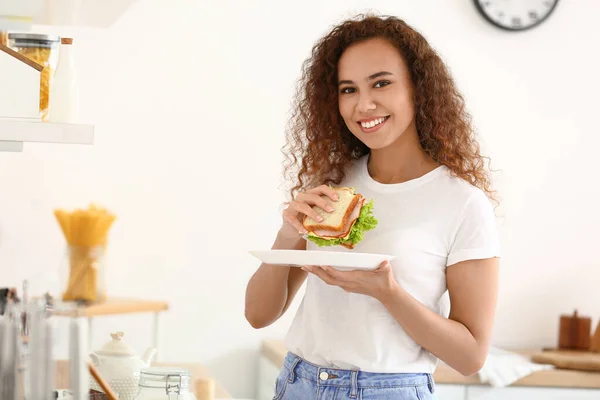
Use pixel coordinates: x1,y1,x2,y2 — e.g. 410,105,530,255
284,155,501,373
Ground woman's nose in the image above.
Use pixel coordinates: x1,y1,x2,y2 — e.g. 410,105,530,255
357,93,377,113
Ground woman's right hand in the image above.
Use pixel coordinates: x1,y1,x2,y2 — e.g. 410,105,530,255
279,185,340,239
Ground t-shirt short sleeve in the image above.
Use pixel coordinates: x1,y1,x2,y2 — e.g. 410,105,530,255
446,189,501,267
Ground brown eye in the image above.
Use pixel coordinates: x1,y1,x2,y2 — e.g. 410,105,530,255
374,80,391,88
340,87,356,94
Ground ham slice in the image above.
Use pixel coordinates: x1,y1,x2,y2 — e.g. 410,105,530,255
312,196,365,239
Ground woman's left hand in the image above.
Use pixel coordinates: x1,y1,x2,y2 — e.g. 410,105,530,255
302,261,399,301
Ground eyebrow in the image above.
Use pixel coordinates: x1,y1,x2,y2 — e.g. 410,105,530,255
338,71,394,86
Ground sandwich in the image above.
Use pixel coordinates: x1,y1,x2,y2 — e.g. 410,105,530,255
303,187,378,249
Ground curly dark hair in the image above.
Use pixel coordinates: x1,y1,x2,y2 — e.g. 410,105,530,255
282,13,497,205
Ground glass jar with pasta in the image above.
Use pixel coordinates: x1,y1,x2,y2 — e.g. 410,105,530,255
7,33,60,121
54,205,117,303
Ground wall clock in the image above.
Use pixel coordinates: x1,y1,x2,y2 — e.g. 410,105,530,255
474,0,559,31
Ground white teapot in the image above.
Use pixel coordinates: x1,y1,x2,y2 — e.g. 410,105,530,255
89,331,157,400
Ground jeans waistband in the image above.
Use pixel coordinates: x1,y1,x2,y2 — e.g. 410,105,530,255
282,352,435,392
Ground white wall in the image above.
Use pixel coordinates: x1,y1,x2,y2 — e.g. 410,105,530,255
1,0,599,397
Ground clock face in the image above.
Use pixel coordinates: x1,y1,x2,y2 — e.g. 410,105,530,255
474,0,559,31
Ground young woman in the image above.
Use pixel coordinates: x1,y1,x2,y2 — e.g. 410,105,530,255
245,13,500,400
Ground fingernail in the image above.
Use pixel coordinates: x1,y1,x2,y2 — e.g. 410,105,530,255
317,216,324,222
326,207,334,212
333,195,339,201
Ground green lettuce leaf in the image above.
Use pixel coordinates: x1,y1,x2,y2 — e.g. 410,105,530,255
307,199,378,248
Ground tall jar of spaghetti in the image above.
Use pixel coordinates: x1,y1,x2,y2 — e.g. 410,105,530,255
8,33,60,121
54,205,116,304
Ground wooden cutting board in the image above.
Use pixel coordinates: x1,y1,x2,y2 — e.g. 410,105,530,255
531,349,600,372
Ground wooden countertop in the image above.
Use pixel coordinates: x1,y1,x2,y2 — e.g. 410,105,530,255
51,298,169,317
261,340,600,390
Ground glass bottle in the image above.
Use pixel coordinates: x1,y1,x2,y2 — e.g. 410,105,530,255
49,37,79,123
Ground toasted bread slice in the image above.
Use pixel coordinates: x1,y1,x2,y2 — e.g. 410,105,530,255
302,187,360,233
310,195,365,239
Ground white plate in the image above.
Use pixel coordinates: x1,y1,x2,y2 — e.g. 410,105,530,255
248,250,395,271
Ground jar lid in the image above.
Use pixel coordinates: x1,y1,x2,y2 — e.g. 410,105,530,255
8,33,60,42
139,367,191,389
95,332,136,356
140,367,191,378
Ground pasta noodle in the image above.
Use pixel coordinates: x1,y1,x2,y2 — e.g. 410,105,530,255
54,204,116,302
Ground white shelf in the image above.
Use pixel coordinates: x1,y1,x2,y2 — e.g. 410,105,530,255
0,0,137,29
0,119,94,152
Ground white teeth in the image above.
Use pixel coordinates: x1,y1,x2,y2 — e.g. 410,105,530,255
361,117,386,129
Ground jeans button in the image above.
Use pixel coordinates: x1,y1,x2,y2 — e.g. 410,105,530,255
319,371,329,380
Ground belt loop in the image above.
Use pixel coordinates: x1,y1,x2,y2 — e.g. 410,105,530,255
349,370,358,398
427,373,435,393
287,356,301,384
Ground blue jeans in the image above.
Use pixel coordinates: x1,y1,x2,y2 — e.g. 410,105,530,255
273,352,437,400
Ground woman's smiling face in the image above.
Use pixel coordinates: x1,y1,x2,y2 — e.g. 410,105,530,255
337,38,416,150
